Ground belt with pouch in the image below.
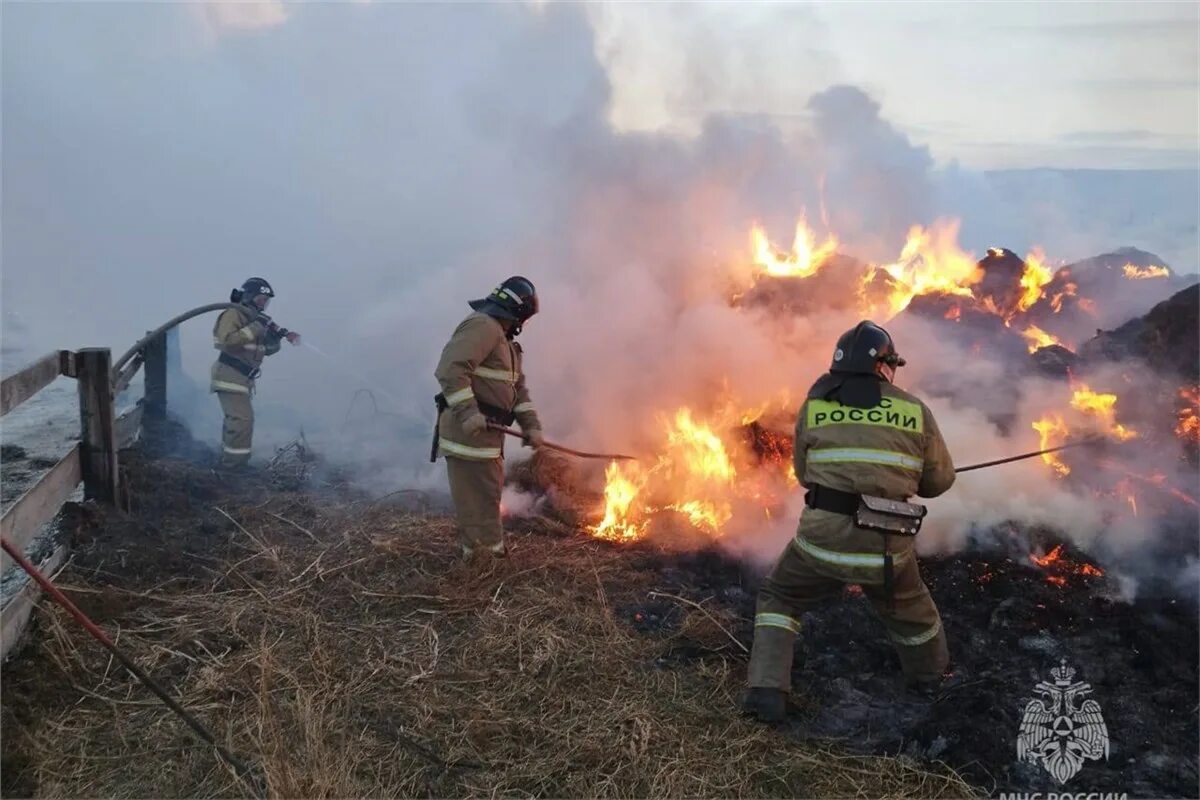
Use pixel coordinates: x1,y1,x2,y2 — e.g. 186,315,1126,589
804,484,927,607
430,393,517,462
218,352,261,380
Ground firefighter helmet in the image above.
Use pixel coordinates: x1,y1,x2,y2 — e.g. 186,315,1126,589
469,276,539,323
231,277,275,306
830,320,906,377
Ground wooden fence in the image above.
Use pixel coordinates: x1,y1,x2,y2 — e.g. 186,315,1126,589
0,333,170,661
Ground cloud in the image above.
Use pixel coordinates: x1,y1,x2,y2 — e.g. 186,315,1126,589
203,0,288,32
1004,19,1198,38
1072,78,1200,92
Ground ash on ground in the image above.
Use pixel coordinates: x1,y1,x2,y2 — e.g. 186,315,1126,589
623,537,1199,799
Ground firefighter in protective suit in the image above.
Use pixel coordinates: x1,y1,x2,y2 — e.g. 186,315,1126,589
211,278,300,468
743,321,956,722
434,276,544,558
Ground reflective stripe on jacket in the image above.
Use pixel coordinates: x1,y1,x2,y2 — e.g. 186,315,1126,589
792,380,955,568
434,312,541,460
210,306,278,392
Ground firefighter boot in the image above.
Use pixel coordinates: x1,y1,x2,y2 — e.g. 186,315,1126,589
741,687,787,723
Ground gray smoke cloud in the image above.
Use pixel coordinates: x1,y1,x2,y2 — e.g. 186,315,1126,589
3,3,1194,584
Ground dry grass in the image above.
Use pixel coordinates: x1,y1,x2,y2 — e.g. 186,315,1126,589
2,456,976,799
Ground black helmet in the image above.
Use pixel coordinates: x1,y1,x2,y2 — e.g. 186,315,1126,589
231,277,275,305
469,276,539,323
830,320,906,375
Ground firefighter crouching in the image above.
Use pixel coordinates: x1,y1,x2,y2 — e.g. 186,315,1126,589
433,276,545,558
743,321,956,722
211,278,300,468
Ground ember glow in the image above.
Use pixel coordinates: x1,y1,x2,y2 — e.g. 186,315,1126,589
1122,263,1170,280
1029,544,1106,586
750,215,838,278
1176,385,1200,445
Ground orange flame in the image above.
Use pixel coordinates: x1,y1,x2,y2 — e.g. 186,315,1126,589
1069,385,1138,441
593,462,646,542
1032,415,1071,477
1020,324,1067,353
592,404,794,542
864,220,982,318
1177,385,1200,444
750,215,838,278
1049,280,1077,313
1122,263,1169,280
1030,544,1105,584
1016,248,1054,314
1030,544,1064,567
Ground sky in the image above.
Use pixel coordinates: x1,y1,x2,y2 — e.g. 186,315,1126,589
592,2,1200,169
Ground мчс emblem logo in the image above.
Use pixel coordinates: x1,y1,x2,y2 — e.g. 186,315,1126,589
1017,658,1110,784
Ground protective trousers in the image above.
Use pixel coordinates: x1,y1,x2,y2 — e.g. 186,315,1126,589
445,455,505,555
216,391,254,467
746,540,948,690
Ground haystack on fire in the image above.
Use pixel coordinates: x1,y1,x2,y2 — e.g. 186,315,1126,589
574,214,1196,564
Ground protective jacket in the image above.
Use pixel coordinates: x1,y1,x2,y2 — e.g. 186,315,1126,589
745,379,956,693
792,380,955,575
434,312,541,460
210,306,280,394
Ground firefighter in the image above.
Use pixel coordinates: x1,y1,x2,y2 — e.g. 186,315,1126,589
742,320,956,722
433,276,544,558
211,278,299,468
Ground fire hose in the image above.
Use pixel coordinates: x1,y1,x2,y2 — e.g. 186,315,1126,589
954,436,1103,474
112,302,294,382
0,538,263,797
490,425,636,461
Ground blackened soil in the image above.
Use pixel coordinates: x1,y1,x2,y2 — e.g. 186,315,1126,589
623,541,1199,799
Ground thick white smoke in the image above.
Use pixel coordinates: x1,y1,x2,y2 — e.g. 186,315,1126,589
3,3,1194,580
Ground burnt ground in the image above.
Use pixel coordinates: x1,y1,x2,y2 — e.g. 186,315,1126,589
2,424,1196,798
624,537,1200,799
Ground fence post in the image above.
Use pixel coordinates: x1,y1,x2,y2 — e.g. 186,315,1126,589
143,331,167,421
76,348,119,504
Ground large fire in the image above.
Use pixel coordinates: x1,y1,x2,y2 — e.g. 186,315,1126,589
592,405,794,542
591,214,1183,543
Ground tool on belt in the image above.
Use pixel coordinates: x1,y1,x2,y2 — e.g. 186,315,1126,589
218,352,261,380
429,393,517,462
488,424,637,461
805,484,926,607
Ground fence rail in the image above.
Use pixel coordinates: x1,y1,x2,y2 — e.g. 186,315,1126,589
0,332,169,661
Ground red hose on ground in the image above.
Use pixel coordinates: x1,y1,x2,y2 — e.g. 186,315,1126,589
0,537,261,796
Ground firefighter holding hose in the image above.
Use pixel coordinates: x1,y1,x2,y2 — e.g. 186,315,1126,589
211,278,300,469
743,321,956,722
433,276,544,559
